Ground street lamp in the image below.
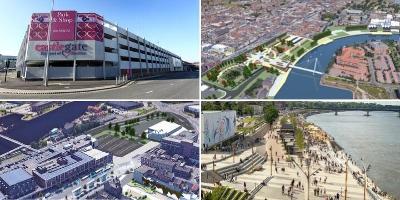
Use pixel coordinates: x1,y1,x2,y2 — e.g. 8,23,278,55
3,59,10,83
299,157,320,200
360,158,371,200
270,146,273,176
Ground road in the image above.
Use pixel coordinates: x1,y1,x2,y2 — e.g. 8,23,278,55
153,102,199,134
0,71,199,99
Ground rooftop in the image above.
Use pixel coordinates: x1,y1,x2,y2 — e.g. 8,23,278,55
0,168,33,186
83,149,109,161
33,152,94,181
148,121,182,134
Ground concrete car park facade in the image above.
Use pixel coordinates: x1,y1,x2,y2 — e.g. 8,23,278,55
16,10,183,81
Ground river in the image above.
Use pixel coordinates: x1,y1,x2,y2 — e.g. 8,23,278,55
276,34,400,99
0,101,97,148
307,111,400,198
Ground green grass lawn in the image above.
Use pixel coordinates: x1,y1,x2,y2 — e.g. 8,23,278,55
237,70,272,97
359,84,389,99
288,39,314,57
329,31,350,39
326,26,346,31
128,181,155,194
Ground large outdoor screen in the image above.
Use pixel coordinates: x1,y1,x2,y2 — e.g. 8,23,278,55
202,110,236,148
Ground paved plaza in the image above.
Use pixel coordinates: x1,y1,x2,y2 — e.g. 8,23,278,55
201,117,373,200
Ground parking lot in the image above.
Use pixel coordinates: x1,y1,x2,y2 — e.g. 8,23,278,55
96,135,143,157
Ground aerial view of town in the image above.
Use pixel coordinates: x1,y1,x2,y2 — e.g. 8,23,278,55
201,0,400,99
200,101,400,199
0,101,199,200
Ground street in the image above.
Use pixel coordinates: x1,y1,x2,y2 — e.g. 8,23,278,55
0,71,199,99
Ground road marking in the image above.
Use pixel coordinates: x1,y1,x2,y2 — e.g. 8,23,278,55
145,90,153,94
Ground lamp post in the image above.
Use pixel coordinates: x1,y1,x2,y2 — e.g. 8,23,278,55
297,157,320,200
43,0,55,86
3,59,10,83
270,146,273,176
360,158,371,200
344,158,348,199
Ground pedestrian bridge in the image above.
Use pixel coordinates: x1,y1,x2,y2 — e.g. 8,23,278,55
288,64,324,75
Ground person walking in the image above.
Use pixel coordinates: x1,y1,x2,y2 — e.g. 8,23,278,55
282,185,285,195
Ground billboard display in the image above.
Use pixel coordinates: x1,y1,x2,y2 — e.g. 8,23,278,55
29,13,50,41
27,11,104,61
76,13,104,41
202,111,236,148
50,11,77,41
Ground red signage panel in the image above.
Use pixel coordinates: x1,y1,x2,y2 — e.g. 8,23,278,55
50,11,77,41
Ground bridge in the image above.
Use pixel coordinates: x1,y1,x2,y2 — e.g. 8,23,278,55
0,134,39,153
312,108,400,117
288,64,324,75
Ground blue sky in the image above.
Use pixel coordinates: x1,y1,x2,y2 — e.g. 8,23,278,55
0,0,199,62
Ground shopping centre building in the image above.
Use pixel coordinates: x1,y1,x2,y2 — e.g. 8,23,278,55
16,10,183,80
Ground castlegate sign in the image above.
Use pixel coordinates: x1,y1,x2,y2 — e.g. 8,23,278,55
34,42,89,57
26,40,104,61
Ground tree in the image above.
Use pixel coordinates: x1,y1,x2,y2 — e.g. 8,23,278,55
243,66,252,78
263,103,279,128
280,38,286,45
129,127,136,137
221,79,228,87
297,48,305,57
290,55,296,62
114,123,120,134
295,128,305,151
121,130,126,137
275,46,285,53
141,132,147,139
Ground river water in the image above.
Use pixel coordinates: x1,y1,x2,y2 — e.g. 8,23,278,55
307,111,400,198
0,101,96,148
276,34,400,99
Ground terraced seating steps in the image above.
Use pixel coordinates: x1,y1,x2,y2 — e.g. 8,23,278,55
216,153,266,178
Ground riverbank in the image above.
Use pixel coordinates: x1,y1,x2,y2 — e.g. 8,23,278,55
303,114,396,199
276,32,400,99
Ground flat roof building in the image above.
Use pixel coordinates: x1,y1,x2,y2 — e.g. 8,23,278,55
106,101,144,110
32,149,112,189
0,168,36,199
16,10,183,81
161,130,199,162
184,104,200,118
147,120,183,141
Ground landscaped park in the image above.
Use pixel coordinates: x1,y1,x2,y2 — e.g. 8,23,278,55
202,24,400,99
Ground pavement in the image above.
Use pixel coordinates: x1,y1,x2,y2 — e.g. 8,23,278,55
201,116,378,200
0,71,199,99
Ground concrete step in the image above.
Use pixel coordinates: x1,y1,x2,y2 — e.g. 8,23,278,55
217,153,261,177
217,153,258,174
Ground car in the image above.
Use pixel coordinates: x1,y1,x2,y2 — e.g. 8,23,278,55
55,188,63,194
44,193,51,198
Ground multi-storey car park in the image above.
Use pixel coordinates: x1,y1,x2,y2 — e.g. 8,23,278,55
16,10,183,81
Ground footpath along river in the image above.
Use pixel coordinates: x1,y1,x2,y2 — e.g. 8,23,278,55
307,111,400,198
